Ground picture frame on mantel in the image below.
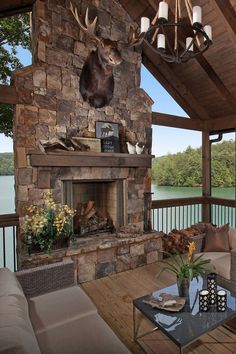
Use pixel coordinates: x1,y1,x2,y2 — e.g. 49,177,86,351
95,121,120,153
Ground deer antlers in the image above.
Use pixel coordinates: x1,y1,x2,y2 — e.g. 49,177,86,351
69,2,100,42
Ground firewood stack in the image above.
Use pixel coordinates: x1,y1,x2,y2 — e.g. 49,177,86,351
73,200,115,236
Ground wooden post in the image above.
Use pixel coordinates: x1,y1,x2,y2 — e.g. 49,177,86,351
202,130,211,222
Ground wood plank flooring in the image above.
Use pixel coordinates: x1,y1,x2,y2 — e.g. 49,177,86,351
81,262,236,354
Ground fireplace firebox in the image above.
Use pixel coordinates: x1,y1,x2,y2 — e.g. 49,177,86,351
63,179,125,236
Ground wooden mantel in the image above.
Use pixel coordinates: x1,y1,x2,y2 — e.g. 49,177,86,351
29,151,154,168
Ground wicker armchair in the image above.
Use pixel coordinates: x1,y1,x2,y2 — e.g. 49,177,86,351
189,233,236,294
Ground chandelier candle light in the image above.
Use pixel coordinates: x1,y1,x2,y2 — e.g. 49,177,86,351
139,0,212,63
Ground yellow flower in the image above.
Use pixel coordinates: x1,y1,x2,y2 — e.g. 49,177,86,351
187,241,196,262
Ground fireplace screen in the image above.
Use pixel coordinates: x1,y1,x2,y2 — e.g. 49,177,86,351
63,180,124,237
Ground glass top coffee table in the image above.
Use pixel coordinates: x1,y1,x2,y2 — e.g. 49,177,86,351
133,278,236,353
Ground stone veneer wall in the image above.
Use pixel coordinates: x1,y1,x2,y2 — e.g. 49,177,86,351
21,232,163,283
13,0,157,270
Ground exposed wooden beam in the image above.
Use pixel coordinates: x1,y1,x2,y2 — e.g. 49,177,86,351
0,85,18,104
213,0,236,39
0,0,34,18
152,112,204,131
206,115,236,133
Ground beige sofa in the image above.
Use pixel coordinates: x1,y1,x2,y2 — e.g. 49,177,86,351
0,259,131,354
194,227,236,293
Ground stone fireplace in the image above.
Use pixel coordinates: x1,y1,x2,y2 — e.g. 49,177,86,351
13,0,163,280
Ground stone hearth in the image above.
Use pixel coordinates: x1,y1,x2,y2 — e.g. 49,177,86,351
21,232,163,283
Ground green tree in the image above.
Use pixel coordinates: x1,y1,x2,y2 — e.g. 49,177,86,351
0,13,31,137
152,140,235,188
0,152,14,175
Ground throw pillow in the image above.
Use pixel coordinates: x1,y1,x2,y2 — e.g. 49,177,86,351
204,223,230,252
229,227,236,249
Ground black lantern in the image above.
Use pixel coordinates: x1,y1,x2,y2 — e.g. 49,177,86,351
207,273,217,305
199,289,209,312
217,290,227,312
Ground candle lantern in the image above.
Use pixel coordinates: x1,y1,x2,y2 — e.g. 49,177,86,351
217,290,227,312
199,289,209,312
207,273,217,305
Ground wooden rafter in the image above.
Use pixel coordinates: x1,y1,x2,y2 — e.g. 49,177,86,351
0,0,34,18
152,112,204,131
213,0,236,39
206,115,236,133
0,85,18,104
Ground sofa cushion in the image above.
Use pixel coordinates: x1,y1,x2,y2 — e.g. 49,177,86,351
29,285,97,333
195,252,231,280
229,227,236,249
36,312,131,354
0,268,26,300
204,224,230,252
0,295,41,354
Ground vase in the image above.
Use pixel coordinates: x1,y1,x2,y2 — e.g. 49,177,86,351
177,277,190,298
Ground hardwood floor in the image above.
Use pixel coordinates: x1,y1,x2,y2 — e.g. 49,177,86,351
82,262,236,354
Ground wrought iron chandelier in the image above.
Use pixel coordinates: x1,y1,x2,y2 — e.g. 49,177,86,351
138,0,212,64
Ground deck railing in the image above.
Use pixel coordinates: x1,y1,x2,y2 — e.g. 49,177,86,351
151,196,236,234
0,197,235,269
0,214,19,271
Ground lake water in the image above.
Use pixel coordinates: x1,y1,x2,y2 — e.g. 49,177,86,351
1,175,234,215
0,175,15,214
0,176,235,269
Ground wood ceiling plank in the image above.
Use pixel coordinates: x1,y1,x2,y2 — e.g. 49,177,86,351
152,112,204,131
0,85,18,104
213,0,236,39
195,55,236,113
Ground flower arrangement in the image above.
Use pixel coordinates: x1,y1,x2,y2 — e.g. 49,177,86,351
157,241,212,285
23,192,76,253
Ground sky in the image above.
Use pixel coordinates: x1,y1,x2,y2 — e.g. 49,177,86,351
0,48,234,156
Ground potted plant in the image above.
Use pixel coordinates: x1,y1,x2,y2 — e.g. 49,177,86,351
157,241,212,297
22,192,76,254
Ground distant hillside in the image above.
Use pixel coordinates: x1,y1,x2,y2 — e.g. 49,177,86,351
0,152,14,175
152,140,235,188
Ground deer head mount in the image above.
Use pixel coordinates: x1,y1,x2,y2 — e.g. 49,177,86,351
69,3,142,108
70,3,124,108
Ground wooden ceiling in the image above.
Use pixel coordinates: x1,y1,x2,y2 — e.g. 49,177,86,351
0,0,236,132
0,0,35,18
118,0,236,132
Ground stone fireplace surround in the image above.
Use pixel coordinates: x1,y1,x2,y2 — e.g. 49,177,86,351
14,0,163,279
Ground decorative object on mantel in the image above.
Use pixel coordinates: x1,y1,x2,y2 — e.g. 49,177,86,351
143,293,185,312
38,137,90,153
22,192,76,254
96,121,120,153
135,142,145,154
129,0,212,64
157,241,212,297
126,141,136,154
